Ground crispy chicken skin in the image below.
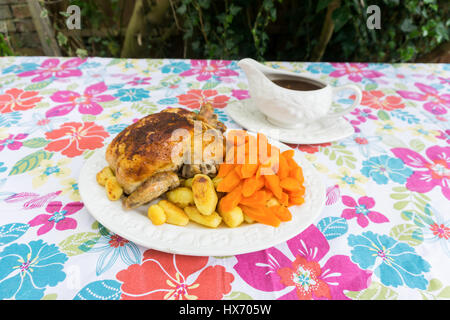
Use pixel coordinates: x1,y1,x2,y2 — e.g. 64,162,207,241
105,105,226,209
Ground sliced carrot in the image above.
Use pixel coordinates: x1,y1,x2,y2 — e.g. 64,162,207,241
219,184,243,213
264,173,283,200
286,157,300,170
289,196,305,206
234,164,243,179
278,154,289,180
242,175,265,197
280,177,302,192
289,167,304,184
239,190,267,207
271,205,292,222
240,205,281,227
281,149,295,159
217,169,241,193
279,191,289,207
288,187,305,198
241,163,259,179
217,163,235,178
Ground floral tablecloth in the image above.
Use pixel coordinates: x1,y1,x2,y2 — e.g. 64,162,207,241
0,57,449,300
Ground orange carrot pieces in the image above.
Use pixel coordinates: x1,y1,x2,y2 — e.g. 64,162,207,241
219,184,243,213
281,149,295,159
234,164,243,179
242,175,265,197
241,163,259,179
289,187,305,198
289,167,304,184
272,205,292,222
289,195,305,206
278,154,289,180
279,191,289,207
217,163,235,178
239,190,267,207
217,169,241,193
240,205,281,227
264,173,283,200
280,177,302,192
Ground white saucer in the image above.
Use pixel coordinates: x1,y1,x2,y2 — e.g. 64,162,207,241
226,99,355,144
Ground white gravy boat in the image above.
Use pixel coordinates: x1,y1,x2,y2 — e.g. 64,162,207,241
238,58,362,128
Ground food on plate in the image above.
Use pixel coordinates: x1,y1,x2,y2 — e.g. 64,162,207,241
96,166,114,186
147,204,166,225
104,104,226,209
184,206,222,228
97,103,306,228
191,174,218,216
218,205,244,228
158,200,189,226
166,187,194,208
105,176,123,201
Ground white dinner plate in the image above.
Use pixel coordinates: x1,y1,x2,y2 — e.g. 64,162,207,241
78,136,326,256
226,99,355,144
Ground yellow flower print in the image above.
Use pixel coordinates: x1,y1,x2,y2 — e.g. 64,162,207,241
60,178,81,201
304,154,329,173
328,167,368,195
98,107,133,124
408,124,440,142
375,120,403,135
0,128,8,140
30,158,71,188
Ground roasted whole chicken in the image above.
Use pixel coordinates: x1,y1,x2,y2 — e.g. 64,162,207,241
105,104,226,209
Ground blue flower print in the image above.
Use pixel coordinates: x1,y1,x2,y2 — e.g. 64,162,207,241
306,63,335,74
339,133,385,157
85,224,141,275
0,162,7,173
0,240,68,299
361,155,413,185
214,109,229,123
0,112,21,127
348,231,430,289
161,61,191,74
2,62,39,75
114,88,150,102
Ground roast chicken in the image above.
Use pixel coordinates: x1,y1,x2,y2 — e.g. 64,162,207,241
105,104,226,209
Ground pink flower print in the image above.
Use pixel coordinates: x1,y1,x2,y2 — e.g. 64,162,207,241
437,129,450,144
18,58,85,82
349,108,378,127
127,76,151,86
341,195,389,228
46,82,116,117
180,60,239,81
234,225,371,300
28,201,83,236
231,89,249,100
391,146,450,200
0,133,28,152
397,82,450,115
329,63,383,82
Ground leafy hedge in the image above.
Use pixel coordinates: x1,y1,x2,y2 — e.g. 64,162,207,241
48,0,449,62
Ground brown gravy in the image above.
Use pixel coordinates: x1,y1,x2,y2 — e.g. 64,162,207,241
272,79,323,91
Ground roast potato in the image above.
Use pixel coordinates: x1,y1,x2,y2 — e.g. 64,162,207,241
158,200,189,226
166,187,194,208
184,178,194,188
147,204,166,225
218,205,244,228
184,206,222,228
96,167,114,186
191,174,218,216
105,176,123,201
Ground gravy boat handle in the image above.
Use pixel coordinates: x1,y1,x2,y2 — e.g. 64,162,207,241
325,84,362,118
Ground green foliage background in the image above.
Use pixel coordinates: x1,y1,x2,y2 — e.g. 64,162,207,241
51,0,449,62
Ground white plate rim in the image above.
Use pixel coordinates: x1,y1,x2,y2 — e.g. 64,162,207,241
78,135,325,256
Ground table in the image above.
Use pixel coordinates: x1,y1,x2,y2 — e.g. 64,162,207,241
0,57,448,300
